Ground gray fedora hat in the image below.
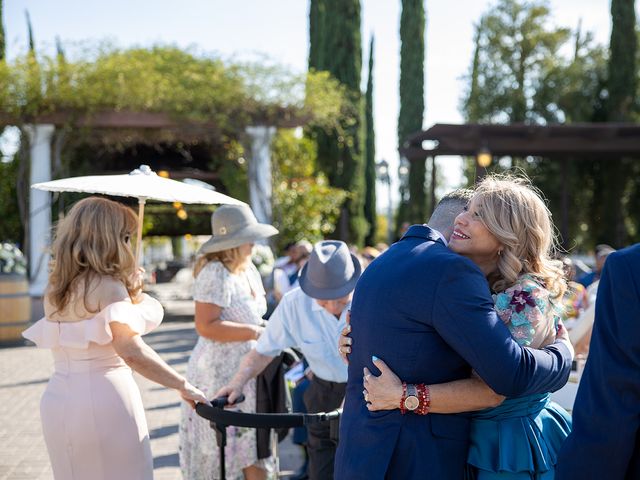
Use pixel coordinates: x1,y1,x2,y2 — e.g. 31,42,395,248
198,204,278,255
298,240,362,300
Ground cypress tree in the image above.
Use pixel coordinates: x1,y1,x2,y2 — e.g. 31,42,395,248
0,1,5,61
320,0,361,90
56,35,65,60
608,0,637,122
309,0,366,244
308,0,325,71
603,0,636,246
26,10,34,53
461,21,483,184
398,0,426,225
465,21,483,123
0,0,5,153
364,35,377,246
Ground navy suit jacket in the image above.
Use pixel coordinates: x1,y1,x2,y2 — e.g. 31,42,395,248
334,225,572,480
557,243,640,479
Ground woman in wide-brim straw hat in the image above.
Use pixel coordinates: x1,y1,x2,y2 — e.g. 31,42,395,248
179,204,278,480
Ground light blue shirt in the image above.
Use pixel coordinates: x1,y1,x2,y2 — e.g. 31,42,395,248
256,287,349,383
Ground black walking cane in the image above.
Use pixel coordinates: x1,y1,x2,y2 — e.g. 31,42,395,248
196,396,342,480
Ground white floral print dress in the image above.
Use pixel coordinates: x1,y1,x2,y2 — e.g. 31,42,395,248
179,260,273,479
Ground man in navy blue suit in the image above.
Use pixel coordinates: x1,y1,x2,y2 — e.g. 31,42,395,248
557,243,640,479
334,190,573,480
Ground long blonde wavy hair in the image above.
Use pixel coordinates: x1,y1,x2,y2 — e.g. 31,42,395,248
473,174,566,299
193,247,249,277
47,197,141,313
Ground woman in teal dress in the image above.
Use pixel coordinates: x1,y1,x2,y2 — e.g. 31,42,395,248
462,273,571,480
357,175,572,479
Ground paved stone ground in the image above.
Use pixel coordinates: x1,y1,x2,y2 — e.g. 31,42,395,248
0,280,578,480
0,307,303,479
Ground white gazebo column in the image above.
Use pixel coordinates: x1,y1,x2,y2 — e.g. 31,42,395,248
245,126,276,224
24,124,55,297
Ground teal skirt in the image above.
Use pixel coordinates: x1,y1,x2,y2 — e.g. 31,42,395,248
465,393,572,480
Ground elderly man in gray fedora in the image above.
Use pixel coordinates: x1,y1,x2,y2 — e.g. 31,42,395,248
216,240,361,480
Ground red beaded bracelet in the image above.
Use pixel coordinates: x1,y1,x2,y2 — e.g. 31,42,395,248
416,383,431,415
416,384,425,415
400,382,408,415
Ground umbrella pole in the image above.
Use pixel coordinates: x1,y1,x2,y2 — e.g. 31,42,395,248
135,198,146,266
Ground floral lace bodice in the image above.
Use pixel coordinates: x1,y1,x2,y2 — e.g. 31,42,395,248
493,274,563,349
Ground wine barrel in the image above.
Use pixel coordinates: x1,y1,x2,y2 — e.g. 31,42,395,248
0,275,32,343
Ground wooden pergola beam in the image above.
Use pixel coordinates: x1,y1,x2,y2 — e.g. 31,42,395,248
401,123,640,160
399,122,640,249
46,111,191,128
0,111,190,129
0,108,306,130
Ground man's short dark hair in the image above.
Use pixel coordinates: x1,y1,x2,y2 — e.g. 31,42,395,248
438,188,474,207
427,188,474,238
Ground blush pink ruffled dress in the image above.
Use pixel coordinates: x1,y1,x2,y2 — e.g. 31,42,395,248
22,294,163,480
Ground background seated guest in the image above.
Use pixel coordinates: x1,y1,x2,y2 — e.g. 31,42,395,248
273,240,311,303
577,244,615,288
217,240,360,480
359,246,381,269
561,257,589,321
567,301,595,357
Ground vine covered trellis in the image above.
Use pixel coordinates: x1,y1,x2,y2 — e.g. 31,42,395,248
0,44,351,248
0,45,348,135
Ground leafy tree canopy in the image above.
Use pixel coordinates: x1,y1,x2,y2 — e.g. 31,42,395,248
271,129,347,251
0,44,347,136
461,0,571,124
460,0,640,249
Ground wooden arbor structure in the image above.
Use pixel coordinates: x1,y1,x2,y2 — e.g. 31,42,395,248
3,109,304,296
400,122,640,246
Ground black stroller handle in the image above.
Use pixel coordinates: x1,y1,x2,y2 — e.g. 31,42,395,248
207,394,246,408
195,399,342,480
196,402,341,428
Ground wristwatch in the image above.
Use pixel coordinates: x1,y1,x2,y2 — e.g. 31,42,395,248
403,384,420,411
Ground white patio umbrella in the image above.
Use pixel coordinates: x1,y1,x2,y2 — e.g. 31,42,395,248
32,165,245,263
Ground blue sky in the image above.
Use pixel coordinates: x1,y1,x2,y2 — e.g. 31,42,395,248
4,0,613,207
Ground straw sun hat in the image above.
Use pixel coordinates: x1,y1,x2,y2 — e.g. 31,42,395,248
198,204,278,255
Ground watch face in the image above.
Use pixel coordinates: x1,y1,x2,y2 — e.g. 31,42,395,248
404,395,420,411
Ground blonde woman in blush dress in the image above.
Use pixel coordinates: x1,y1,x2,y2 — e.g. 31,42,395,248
179,204,278,480
23,197,208,480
